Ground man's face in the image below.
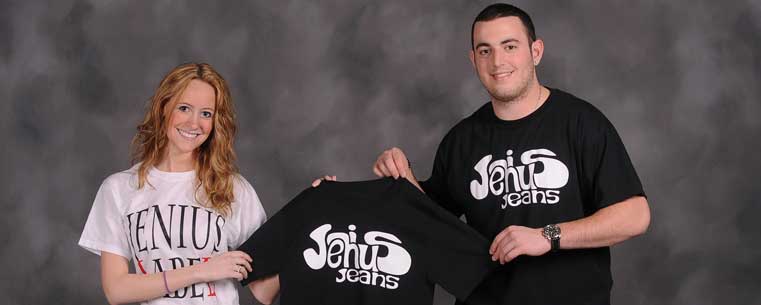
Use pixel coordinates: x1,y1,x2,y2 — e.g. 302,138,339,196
470,16,541,103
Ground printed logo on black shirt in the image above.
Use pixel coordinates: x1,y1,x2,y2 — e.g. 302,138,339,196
470,149,569,209
303,224,411,289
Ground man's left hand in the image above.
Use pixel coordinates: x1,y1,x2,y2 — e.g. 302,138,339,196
489,225,551,264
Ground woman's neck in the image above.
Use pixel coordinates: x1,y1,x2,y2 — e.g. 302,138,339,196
156,151,196,172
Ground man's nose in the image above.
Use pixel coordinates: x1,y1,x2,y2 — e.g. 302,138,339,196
491,48,507,68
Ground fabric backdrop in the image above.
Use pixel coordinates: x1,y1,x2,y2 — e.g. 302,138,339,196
2,1,760,304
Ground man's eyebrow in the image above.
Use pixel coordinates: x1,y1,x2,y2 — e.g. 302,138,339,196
475,42,491,49
500,38,520,45
475,38,520,49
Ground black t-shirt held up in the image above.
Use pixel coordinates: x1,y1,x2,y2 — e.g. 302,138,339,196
238,178,496,305
421,88,645,305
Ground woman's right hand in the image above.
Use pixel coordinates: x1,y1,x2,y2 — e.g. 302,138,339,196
195,250,253,282
311,175,337,187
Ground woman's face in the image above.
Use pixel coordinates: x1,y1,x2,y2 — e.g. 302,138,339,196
165,79,216,158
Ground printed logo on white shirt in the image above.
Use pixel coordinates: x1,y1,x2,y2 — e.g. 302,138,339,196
470,149,569,209
126,203,226,299
303,224,411,289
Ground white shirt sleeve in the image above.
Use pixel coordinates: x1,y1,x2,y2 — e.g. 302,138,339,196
78,175,132,259
227,175,267,249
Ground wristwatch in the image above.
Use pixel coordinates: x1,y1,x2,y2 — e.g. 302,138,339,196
542,224,561,252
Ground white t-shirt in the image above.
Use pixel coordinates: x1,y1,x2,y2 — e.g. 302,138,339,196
79,164,267,305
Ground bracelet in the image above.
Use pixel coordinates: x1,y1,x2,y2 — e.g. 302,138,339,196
162,271,171,295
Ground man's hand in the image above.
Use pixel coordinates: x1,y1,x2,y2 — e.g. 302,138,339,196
373,147,412,179
373,147,424,192
489,225,551,264
311,175,337,187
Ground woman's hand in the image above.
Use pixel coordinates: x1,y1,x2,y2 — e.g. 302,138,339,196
311,175,337,187
195,250,253,282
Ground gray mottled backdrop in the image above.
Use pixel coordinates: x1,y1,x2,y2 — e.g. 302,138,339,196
2,0,760,304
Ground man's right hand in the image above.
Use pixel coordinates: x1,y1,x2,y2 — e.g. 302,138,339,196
373,147,412,179
373,147,424,192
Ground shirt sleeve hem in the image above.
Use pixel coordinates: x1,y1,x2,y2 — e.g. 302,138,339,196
451,262,499,301
78,238,131,259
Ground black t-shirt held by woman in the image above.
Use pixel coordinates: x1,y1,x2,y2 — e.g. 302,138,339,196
238,178,497,305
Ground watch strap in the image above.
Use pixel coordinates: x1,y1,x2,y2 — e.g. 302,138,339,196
551,236,560,252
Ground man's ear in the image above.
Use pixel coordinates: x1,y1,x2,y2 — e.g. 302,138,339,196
531,39,544,66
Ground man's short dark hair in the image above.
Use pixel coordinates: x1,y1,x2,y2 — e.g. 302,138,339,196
471,3,537,50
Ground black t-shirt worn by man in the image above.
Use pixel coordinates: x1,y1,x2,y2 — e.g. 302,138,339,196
238,178,496,305
421,88,645,305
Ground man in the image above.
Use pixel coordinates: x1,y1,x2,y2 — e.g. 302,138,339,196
370,3,650,305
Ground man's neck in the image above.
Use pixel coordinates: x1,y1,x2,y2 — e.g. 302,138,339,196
492,84,547,121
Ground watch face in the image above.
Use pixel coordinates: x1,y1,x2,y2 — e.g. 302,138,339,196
544,225,561,240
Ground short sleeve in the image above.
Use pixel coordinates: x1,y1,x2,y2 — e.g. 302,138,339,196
238,187,314,286
579,110,645,212
78,176,132,259
423,225,495,301
421,133,464,217
226,176,267,249
399,180,496,300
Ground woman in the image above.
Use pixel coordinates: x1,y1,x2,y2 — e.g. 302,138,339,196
79,63,273,304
